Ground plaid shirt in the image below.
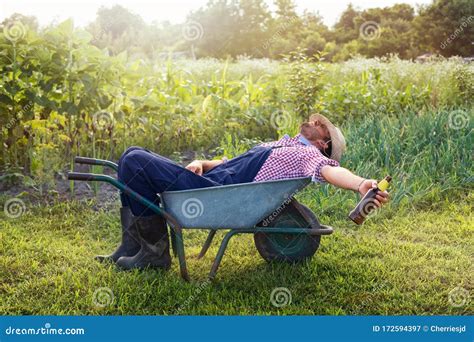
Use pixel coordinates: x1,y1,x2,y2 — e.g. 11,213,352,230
253,134,339,183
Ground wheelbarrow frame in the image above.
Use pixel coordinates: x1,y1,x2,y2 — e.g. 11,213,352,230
68,156,334,281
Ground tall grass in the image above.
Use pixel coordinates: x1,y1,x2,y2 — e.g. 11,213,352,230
316,57,473,120
289,107,473,221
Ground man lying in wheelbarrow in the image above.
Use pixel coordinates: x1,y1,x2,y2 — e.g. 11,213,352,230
96,113,389,270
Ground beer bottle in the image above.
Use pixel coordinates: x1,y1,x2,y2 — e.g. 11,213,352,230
349,176,392,225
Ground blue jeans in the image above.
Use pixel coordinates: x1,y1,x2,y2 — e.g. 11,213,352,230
118,147,218,216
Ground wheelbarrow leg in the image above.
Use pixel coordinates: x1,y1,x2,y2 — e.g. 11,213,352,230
209,230,239,280
169,225,177,257
173,226,190,281
197,230,216,259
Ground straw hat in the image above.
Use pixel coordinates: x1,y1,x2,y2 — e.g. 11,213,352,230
309,113,346,162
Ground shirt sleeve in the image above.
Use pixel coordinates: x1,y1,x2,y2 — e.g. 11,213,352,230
259,134,292,147
301,150,339,183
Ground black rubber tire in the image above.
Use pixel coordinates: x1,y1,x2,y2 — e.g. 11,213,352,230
254,199,321,263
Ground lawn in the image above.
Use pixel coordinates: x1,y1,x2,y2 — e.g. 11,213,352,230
1,193,471,315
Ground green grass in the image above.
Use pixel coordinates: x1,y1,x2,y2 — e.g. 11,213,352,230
1,196,472,315
1,107,471,315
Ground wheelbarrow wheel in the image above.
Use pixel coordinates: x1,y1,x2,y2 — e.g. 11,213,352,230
254,199,321,263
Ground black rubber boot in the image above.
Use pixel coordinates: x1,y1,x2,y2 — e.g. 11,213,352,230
95,207,141,263
116,214,171,270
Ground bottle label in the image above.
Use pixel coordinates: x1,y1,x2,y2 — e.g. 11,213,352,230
378,179,389,191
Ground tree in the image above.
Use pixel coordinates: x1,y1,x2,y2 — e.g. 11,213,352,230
87,5,147,55
332,3,417,60
1,13,38,32
413,0,474,57
235,0,272,56
76,0,474,60
185,0,241,58
334,4,359,44
299,11,329,57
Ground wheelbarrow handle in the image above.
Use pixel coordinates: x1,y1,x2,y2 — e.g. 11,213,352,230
74,156,119,172
67,172,102,182
312,224,334,235
67,171,163,215
67,171,170,219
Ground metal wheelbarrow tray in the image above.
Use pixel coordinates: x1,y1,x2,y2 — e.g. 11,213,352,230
68,156,334,281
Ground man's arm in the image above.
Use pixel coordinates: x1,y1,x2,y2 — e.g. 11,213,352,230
185,159,224,175
321,165,389,207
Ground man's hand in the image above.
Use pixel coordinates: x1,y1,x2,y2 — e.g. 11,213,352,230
358,179,390,208
185,159,225,175
321,166,390,208
185,160,203,175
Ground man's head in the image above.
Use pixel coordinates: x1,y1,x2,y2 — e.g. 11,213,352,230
300,113,346,162
300,120,332,157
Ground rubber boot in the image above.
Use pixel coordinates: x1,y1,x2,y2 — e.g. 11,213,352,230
116,214,171,270
95,207,141,263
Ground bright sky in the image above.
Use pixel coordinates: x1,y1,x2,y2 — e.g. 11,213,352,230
1,0,433,28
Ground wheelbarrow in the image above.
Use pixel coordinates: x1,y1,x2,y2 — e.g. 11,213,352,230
68,156,334,281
